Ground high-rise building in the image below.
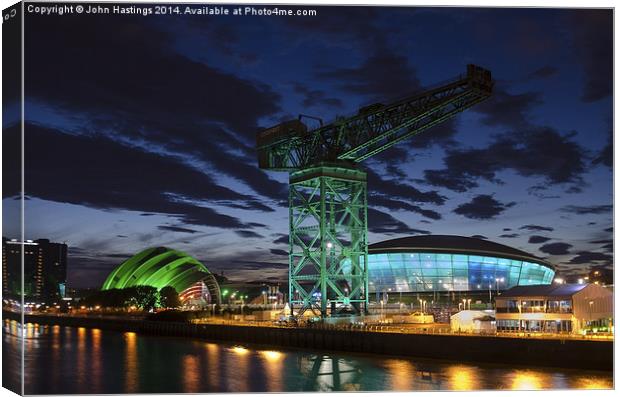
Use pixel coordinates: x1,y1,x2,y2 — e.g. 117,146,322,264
2,237,67,302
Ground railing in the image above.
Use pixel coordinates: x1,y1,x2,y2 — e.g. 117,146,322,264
188,317,612,341
495,308,519,313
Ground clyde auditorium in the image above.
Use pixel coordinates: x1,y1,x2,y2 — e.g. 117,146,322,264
367,235,555,295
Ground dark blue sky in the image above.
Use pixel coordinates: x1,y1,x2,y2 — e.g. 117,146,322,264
2,5,612,287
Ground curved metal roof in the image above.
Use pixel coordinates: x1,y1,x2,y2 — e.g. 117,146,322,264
498,284,589,298
101,247,221,302
369,235,554,270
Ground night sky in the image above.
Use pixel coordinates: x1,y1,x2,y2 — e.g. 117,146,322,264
2,5,613,288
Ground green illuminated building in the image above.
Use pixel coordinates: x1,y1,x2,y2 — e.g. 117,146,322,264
102,247,221,304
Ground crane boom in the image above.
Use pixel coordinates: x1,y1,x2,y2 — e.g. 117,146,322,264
257,64,493,171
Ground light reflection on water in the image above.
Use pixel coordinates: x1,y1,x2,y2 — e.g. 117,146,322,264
2,320,613,394
124,331,137,393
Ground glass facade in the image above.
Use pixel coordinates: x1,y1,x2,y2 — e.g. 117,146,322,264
366,252,555,293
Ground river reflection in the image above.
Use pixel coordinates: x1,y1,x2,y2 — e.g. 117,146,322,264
2,320,613,394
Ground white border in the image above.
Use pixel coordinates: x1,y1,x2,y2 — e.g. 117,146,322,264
0,1,616,397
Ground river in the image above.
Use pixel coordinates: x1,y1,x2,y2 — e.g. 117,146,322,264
2,320,612,393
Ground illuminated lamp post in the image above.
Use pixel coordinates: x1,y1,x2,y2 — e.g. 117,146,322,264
488,283,492,303
588,300,594,331
495,277,505,295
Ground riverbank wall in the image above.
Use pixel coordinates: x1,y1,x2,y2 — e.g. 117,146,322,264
5,311,613,371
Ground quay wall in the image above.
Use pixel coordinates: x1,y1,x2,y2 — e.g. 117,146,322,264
5,311,612,371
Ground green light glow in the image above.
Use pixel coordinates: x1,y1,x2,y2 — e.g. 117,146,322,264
101,247,216,296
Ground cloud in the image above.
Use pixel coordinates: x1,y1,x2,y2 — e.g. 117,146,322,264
567,251,612,265
539,242,572,255
4,124,260,230
157,225,200,234
560,204,612,215
26,15,280,138
369,195,441,220
272,234,289,245
520,225,554,232
453,195,515,220
284,6,384,47
424,127,587,192
367,208,430,235
589,239,612,244
235,230,264,239
291,83,343,108
593,128,612,169
528,235,551,244
589,239,613,253
270,249,289,256
570,10,613,102
473,85,542,129
527,65,559,79
499,233,519,238
317,51,421,101
367,168,445,205
25,13,288,204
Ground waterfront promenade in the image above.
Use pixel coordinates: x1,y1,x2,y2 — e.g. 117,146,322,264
4,310,613,371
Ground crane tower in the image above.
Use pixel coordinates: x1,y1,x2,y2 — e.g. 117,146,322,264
257,65,493,318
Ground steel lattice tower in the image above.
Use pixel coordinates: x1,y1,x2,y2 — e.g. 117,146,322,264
257,65,494,318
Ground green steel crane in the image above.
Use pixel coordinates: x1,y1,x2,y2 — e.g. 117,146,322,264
257,65,493,318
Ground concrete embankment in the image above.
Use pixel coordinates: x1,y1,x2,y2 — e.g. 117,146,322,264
4,311,612,371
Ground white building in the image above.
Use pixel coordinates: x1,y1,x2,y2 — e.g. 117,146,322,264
450,310,496,333
495,284,613,334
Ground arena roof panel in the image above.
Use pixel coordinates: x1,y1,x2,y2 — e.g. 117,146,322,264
369,235,553,270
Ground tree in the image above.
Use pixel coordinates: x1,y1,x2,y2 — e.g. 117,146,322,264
158,286,181,308
126,286,158,311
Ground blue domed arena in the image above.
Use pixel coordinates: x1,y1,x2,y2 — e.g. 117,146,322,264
367,235,555,295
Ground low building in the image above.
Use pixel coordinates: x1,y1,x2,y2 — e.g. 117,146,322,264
450,310,496,333
495,284,613,334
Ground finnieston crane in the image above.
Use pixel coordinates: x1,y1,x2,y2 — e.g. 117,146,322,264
257,65,493,318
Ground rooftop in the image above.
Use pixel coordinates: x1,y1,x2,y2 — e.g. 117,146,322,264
498,284,588,298
369,235,553,269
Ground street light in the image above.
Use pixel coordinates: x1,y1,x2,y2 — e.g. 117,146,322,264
495,277,504,294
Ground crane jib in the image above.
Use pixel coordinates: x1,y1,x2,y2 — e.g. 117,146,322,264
257,64,493,171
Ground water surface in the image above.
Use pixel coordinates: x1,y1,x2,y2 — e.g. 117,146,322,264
2,320,612,394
